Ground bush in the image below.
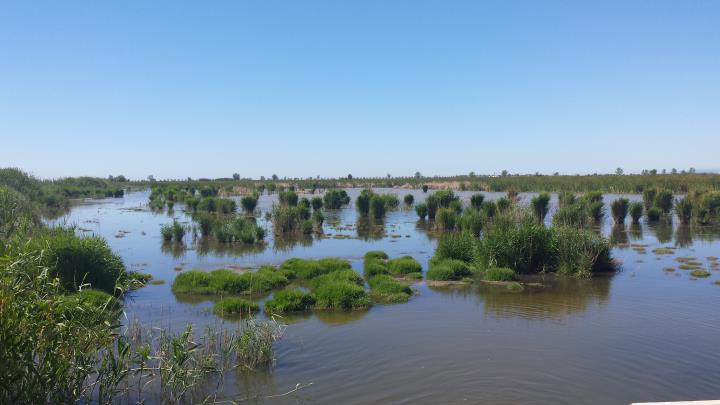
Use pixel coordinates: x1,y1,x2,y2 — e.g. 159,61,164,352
558,191,576,208
404,194,414,205
369,194,386,218
415,203,428,219
484,267,516,281
643,188,657,211
435,232,477,263
611,198,629,224
530,193,550,222
313,282,371,310
279,191,298,206
213,297,259,316
264,289,316,313
476,220,554,274
470,193,485,210
368,275,412,303
552,203,588,227
240,193,259,212
587,200,604,222
496,197,511,212
675,198,693,224
310,196,324,211
479,201,497,218
39,228,127,294
553,226,612,276
629,202,643,224
388,256,422,276
427,259,472,281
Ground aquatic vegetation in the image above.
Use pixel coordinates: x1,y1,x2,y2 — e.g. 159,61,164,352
367,275,412,303
675,197,693,224
279,190,299,206
311,196,324,210
212,216,265,244
313,281,371,310
415,203,428,219
530,193,550,222
629,202,643,224
496,197,511,213
279,257,352,280
213,297,259,316
470,193,485,210
643,188,658,211
426,259,473,281
264,289,316,313
459,209,484,236
271,205,311,234
323,189,350,209
652,247,674,254
310,269,364,288
558,191,576,208
552,203,589,228
690,269,711,278
654,189,674,214
172,267,288,295
506,282,524,292
387,256,422,276
646,207,661,221
404,194,414,205
422,185,429,193
435,232,477,263
679,264,702,270
425,190,459,220
611,198,629,224
240,193,259,212
484,267,516,281
160,223,174,241
365,250,389,261
436,207,458,231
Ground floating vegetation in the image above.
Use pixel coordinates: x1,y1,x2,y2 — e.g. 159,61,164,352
689,269,711,278
663,267,676,272
368,275,413,303
707,256,718,261
506,282,525,292
679,264,703,271
651,247,674,255
676,256,698,263
149,279,166,285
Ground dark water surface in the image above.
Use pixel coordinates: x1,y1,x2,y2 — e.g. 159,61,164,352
52,189,720,404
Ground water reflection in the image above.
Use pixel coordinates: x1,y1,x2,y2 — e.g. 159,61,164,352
648,221,673,244
610,224,628,246
160,241,189,259
314,309,369,325
628,224,643,241
356,217,385,241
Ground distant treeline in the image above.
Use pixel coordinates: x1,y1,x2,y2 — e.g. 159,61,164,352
135,173,720,195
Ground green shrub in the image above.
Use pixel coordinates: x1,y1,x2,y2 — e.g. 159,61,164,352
459,209,484,236
369,194,386,218
213,216,264,244
479,201,497,218
404,194,414,205
496,197,511,212
72,288,121,312
415,203,428,219
313,282,371,310
160,223,174,241
356,189,372,215
264,289,316,313
213,297,258,316
172,268,288,295
475,219,554,274
368,275,412,303
298,197,310,210
484,267,516,281
172,271,214,294
530,193,550,222
427,259,472,281
365,251,389,261
558,191,576,208
39,228,127,294
388,256,422,276
279,257,351,280
629,202,643,224
552,203,588,227
364,261,389,277
587,200,604,222
611,198,629,224
470,193,485,210
553,226,613,277
422,185,429,193
643,188,657,211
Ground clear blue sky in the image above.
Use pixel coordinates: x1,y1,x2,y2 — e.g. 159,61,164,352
1,1,718,180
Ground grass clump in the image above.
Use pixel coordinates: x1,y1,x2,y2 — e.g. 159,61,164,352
426,259,472,281
415,203,428,219
240,193,259,212
506,282,524,292
279,257,351,280
310,269,364,289
368,275,412,303
404,194,414,205
279,191,299,206
611,198,629,224
629,202,643,224
470,193,485,210
647,207,661,221
323,189,350,209
264,289,316,313
435,207,458,231
172,267,288,295
530,193,550,222
313,281,371,310
675,197,693,224
213,297,259,316
484,267,516,281
310,196,324,210
271,205,311,234
388,256,422,276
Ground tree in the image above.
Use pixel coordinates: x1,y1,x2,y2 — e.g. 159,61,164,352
615,167,624,175
348,174,353,179
671,168,677,175
387,173,391,178
414,171,422,179
147,175,156,182
260,175,266,181
689,167,696,174
271,174,278,181
501,170,509,177
232,173,240,180
649,169,657,175
469,171,475,177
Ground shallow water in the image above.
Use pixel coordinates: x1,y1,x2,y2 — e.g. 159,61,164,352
51,189,720,404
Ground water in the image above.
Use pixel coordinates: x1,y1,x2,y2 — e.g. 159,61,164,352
51,189,720,404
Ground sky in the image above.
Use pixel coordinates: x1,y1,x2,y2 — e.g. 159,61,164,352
1,0,718,180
